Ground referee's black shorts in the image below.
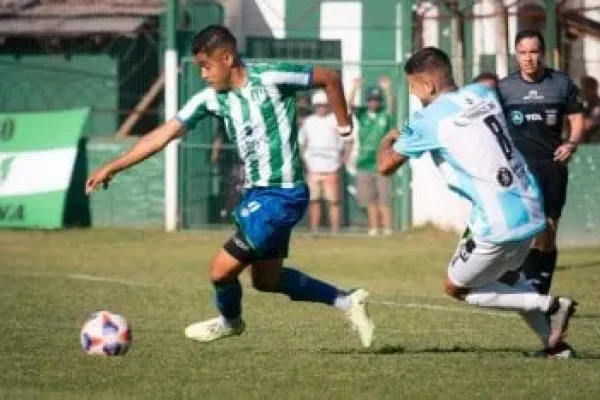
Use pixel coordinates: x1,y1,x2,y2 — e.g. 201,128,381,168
527,160,568,220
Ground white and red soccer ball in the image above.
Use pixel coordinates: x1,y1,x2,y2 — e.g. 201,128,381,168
80,311,131,356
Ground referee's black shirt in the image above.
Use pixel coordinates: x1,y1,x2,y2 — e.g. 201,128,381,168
498,68,584,162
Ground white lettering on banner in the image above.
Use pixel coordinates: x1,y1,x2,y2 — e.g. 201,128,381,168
0,148,76,196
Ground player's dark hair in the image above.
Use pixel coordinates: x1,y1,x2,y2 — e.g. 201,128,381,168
191,25,237,56
473,72,499,85
404,47,454,85
515,30,545,54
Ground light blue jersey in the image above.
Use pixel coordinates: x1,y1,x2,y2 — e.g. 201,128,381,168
394,84,546,243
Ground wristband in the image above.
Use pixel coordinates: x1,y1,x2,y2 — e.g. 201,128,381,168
336,125,352,137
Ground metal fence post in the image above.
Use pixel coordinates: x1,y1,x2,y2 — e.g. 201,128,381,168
164,0,179,231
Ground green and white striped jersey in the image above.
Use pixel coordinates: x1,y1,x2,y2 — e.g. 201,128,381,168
176,62,313,188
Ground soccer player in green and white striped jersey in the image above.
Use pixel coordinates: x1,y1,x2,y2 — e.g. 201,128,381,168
86,25,373,347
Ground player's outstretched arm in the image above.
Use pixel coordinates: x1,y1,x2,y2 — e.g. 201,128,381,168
312,67,352,135
377,129,407,176
85,119,186,194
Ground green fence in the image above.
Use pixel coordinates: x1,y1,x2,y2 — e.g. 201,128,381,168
87,138,164,228
560,145,600,246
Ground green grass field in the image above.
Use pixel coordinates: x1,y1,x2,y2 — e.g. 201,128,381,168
1,228,600,399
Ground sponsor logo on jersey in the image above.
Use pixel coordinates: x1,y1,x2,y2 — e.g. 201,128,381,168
511,110,544,124
523,90,544,100
525,113,543,122
546,110,558,126
510,110,525,125
497,167,513,187
250,87,268,104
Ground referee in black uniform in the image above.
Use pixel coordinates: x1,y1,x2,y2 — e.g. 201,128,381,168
498,31,585,294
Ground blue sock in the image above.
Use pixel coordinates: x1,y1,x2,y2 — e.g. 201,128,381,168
213,279,242,320
279,267,341,306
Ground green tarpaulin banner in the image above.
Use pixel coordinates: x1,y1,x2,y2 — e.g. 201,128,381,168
0,108,89,229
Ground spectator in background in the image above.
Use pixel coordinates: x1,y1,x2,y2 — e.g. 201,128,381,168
299,90,351,234
348,77,394,236
296,92,311,110
473,72,499,89
582,76,600,143
211,119,245,219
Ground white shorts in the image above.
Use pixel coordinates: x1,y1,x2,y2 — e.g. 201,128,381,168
447,237,532,288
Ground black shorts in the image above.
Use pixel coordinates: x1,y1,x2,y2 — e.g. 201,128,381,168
223,229,291,264
528,160,568,220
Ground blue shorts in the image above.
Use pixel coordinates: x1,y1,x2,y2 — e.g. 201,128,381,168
233,185,309,260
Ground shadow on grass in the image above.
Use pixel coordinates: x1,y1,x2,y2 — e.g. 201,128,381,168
557,260,600,271
320,345,600,360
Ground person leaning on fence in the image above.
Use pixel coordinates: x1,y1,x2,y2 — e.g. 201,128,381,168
581,75,600,143
497,30,585,295
347,77,394,236
299,90,352,234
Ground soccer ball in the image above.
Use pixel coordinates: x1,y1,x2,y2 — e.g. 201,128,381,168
80,311,132,356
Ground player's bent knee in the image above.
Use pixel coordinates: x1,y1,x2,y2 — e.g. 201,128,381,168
209,246,248,283
251,278,278,292
250,260,283,292
443,277,469,300
498,270,520,286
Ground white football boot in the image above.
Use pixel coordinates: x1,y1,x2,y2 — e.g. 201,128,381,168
547,297,577,349
185,317,246,343
344,288,375,348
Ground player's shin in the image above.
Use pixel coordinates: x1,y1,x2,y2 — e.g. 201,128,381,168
513,275,551,346
536,249,557,294
520,248,541,286
278,267,349,310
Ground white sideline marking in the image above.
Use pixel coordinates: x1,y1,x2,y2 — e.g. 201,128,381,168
371,299,600,329
371,300,516,319
0,270,158,288
67,274,159,287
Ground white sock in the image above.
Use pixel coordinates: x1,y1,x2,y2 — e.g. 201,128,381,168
514,275,550,347
333,293,351,311
519,311,550,348
465,280,552,313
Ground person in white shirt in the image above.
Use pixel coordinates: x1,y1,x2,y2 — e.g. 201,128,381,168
299,90,351,233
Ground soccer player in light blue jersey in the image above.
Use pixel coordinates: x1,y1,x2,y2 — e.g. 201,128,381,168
86,25,374,347
378,47,577,358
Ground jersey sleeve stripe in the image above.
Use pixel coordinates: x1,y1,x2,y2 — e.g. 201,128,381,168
176,89,212,129
260,70,312,87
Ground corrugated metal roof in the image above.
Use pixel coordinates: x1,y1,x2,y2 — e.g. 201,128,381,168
18,4,164,16
0,0,164,18
0,16,148,36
